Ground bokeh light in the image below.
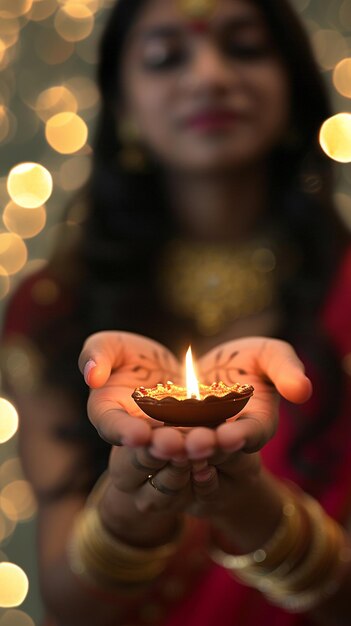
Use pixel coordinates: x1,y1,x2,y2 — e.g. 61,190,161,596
0,609,35,626
334,191,351,230
1,480,37,522
333,58,351,99
319,113,351,163
45,111,88,154
35,85,78,122
0,509,16,544
7,162,53,208
54,4,95,42
0,233,27,275
3,201,47,239
312,29,348,70
0,398,18,444
28,0,57,22
34,27,74,65
59,155,91,191
0,563,29,608
0,0,33,19
0,267,10,300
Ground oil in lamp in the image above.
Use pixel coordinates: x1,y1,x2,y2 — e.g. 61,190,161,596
132,347,254,428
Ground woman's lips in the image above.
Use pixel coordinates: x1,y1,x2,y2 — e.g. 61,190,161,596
184,110,243,131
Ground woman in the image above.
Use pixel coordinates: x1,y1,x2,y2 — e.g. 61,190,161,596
2,0,351,624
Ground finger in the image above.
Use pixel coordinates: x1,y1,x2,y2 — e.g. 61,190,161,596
109,446,167,492
258,339,313,404
88,398,152,447
184,428,216,460
216,409,278,453
79,332,123,388
135,459,191,513
192,465,219,502
149,427,187,460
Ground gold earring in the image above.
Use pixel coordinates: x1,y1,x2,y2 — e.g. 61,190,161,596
117,118,146,172
178,0,216,19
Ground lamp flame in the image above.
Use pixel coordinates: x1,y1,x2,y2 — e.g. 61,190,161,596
185,346,200,399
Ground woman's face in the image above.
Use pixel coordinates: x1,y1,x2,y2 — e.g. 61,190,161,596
120,0,291,173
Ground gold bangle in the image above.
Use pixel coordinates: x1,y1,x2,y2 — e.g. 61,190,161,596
209,482,351,613
210,483,307,574
67,473,184,589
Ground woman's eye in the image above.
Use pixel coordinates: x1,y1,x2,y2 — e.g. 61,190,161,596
142,41,186,71
224,42,272,61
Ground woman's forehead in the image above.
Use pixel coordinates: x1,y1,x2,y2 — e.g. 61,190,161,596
130,0,264,31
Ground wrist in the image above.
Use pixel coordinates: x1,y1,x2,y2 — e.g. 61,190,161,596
211,469,284,554
97,473,181,549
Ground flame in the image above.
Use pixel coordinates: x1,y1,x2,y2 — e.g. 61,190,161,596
185,346,200,399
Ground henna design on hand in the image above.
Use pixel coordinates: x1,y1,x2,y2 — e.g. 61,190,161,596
127,349,180,385
201,349,248,385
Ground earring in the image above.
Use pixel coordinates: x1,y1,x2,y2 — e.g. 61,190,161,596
117,118,146,172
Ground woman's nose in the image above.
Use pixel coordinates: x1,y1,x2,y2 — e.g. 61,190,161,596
182,44,238,93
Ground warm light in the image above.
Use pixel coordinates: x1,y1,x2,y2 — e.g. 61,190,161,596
185,346,200,399
319,113,351,163
312,29,347,71
29,0,57,22
59,155,91,191
3,201,47,238
7,162,53,208
0,266,10,300
333,58,351,99
0,563,29,608
54,4,94,43
45,112,88,154
0,609,35,626
0,398,19,444
0,0,33,19
35,85,78,122
0,233,27,275
1,480,37,521
34,27,74,65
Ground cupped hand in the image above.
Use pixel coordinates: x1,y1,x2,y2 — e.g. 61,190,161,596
78,331,184,453
79,332,312,459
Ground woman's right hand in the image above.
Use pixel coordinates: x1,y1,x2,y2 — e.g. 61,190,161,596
78,331,187,458
97,445,193,547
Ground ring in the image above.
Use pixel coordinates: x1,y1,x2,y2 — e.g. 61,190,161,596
147,475,182,497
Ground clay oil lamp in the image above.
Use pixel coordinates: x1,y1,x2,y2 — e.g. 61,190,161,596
132,347,254,428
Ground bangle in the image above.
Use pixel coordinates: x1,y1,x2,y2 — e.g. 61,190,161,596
67,472,184,590
209,482,351,613
211,483,309,575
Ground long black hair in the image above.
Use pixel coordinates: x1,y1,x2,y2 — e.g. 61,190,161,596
21,0,350,497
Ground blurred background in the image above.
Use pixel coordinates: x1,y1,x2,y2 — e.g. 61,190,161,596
0,0,351,624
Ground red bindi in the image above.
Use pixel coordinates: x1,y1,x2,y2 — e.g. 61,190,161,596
187,20,210,34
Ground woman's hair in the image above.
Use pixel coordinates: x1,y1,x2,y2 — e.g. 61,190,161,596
30,0,349,495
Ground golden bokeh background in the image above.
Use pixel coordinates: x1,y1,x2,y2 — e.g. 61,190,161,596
0,0,351,623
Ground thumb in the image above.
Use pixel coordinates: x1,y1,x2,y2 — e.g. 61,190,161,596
258,339,313,404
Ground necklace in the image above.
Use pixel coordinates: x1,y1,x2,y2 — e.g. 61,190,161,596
158,239,277,336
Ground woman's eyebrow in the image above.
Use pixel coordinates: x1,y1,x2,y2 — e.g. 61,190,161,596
137,25,183,41
217,14,265,32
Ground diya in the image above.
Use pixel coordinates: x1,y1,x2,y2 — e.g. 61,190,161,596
132,347,254,428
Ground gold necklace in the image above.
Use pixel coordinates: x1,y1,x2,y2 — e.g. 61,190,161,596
158,239,277,336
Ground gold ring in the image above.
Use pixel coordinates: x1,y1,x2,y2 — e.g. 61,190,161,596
148,475,182,497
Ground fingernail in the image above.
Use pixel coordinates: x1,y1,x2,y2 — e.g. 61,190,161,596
84,359,96,386
193,467,215,483
226,439,246,453
188,447,214,460
172,458,190,468
149,447,169,460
